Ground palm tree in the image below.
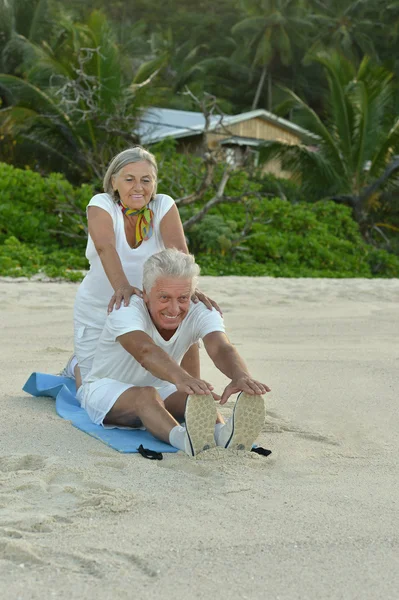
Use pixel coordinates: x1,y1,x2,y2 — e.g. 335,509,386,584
232,0,310,110
142,29,208,101
305,0,384,64
0,10,159,180
0,0,56,74
259,52,399,242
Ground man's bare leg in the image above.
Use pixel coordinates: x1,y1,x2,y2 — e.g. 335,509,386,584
179,345,223,413
164,391,225,425
104,386,179,443
104,386,217,456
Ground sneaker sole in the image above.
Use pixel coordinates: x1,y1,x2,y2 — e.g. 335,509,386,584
225,393,265,451
185,394,217,456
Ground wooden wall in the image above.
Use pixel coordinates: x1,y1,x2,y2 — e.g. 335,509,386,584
206,117,301,148
173,117,303,178
206,117,300,177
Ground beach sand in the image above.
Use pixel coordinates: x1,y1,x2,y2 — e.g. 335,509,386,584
1,277,398,599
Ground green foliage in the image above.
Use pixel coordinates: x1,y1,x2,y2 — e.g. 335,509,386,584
366,246,399,278
232,0,311,109
0,161,398,280
0,9,158,181
194,198,399,278
152,139,206,201
0,162,92,248
259,52,399,244
305,0,381,65
256,172,307,204
0,236,86,280
188,215,240,255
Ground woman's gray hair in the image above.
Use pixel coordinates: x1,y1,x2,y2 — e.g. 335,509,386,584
103,146,158,201
143,249,200,293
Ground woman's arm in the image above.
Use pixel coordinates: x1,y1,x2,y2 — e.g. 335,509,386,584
88,206,143,311
160,204,189,252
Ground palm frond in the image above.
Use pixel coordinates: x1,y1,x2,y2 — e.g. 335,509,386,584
85,11,123,110
275,84,343,172
312,53,354,168
361,157,399,207
370,119,399,177
254,30,272,66
132,55,166,86
28,0,50,43
231,17,265,36
25,38,73,86
0,74,86,150
258,140,343,197
20,131,84,174
350,80,369,190
276,27,292,66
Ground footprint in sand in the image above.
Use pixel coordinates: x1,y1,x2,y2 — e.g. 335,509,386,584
264,410,340,446
46,470,134,513
0,538,45,566
0,537,159,580
94,459,126,470
44,346,71,354
0,537,102,577
0,454,47,473
0,455,135,540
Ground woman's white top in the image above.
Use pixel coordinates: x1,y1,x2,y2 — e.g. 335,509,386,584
74,192,175,328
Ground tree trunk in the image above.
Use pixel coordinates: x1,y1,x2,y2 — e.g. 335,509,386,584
252,63,267,111
267,70,272,111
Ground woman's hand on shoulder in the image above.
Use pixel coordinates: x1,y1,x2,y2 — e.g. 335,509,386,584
108,285,143,314
192,289,222,316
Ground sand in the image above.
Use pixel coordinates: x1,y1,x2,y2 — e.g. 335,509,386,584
0,276,398,599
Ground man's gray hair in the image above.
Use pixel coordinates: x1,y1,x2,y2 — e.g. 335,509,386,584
143,249,200,293
103,146,158,201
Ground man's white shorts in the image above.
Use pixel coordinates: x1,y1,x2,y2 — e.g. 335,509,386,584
77,379,177,426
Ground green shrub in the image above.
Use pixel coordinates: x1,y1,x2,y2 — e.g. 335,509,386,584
195,198,399,278
256,172,306,204
0,162,93,249
0,237,87,281
367,247,399,277
187,215,240,255
1,162,398,280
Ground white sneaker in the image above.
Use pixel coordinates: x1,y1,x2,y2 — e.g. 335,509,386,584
58,355,78,379
216,393,265,451
184,394,217,456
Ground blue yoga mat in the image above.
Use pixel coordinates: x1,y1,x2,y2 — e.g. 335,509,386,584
23,373,178,454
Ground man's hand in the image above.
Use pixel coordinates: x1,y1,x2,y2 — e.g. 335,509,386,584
220,376,271,405
175,374,214,396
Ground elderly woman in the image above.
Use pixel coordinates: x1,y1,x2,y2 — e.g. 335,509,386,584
71,146,218,387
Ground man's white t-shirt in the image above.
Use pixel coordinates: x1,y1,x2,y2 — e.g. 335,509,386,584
86,296,225,387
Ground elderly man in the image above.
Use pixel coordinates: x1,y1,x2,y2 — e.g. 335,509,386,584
77,248,270,456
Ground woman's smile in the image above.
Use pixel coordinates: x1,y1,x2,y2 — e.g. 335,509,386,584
113,161,155,209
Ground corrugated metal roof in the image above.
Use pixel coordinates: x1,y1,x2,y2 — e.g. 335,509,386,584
138,107,318,144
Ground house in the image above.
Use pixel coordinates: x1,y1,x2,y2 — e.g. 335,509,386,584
138,107,318,176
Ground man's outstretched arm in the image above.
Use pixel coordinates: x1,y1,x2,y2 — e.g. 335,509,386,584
117,330,213,396
203,331,271,404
